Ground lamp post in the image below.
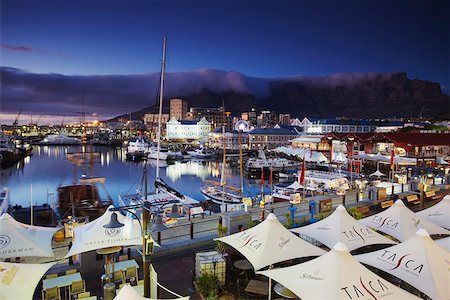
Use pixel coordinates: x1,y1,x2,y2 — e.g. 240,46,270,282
104,202,168,298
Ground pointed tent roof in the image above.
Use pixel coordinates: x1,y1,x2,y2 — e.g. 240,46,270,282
257,242,419,300
215,213,326,270
0,213,59,259
369,170,386,177
291,205,396,251
360,200,450,242
416,195,450,230
66,205,147,257
286,181,303,190
0,261,55,300
435,237,449,252
356,229,449,300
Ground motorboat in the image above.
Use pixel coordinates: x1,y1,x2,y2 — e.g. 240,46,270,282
0,187,9,215
39,134,81,145
245,150,301,178
187,148,212,159
271,181,315,203
148,146,169,160
126,137,149,161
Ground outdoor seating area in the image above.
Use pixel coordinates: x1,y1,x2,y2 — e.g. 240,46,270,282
105,259,140,286
42,270,86,300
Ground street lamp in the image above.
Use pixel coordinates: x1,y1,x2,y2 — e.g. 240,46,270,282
104,202,168,298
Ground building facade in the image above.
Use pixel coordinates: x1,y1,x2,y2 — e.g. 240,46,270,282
170,98,188,120
166,117,211,141
208,128,248,150
247,127,298,150
186,107,232,130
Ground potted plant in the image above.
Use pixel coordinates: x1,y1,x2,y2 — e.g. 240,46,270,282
215,223,228,254
196,273,220,300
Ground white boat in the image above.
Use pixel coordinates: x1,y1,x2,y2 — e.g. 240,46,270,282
39,134,81,145
127,137,149,153
187,149,212,159
148,146,169,160
0,187,9,215
245,150,301,171
271,181,315,203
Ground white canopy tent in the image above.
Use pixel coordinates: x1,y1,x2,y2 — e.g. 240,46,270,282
273,147,329,163
356,229,449,300
257,242,419,300
369,170,387,177
291,205,396,251
360,200,450,242
66,205,146,257
114,284,190,300
215,213,326,271
436,157,449,165
0,213,60,259
0,261,55,300
331,152,347,164
286,181,303,190
416,195,450,230
435,237,450,252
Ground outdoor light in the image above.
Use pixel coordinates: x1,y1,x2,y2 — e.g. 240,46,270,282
150,213,168,232
103,212,125,229
166,204,184,218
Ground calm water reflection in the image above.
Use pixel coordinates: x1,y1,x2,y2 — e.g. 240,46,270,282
1,145,272,208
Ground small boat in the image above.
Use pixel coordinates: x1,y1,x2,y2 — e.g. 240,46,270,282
39,134,81,145
0,187,10,215
187,148,212,159
126,137,149,161
0,133,22,168
148,146,169,160
245,150,301,178
201,182,242,208
271,181,315,203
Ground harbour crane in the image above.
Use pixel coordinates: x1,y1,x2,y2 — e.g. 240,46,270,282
12,108,22,127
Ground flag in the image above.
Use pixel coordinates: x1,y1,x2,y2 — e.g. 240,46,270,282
390,148,395,170
260,167,264,185
299,154,305,185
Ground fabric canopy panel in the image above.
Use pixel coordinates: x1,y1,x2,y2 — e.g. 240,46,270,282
0,261,55,300
360,200,450,242
273,147,328,163
416,195,450,230
369,170,386,177
435,237,450,252
114,284,190,300
215,213,326,270
66,205,143,257
291,205,396,251
257,242,419,300
356,229,449,300
0,213,59,259
286,181,303,190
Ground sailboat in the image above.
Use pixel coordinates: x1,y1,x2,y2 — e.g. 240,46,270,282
119,36,199,215
201,113,244,210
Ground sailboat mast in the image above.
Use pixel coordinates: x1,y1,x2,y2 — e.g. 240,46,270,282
221,100,227,200
156,35,167,181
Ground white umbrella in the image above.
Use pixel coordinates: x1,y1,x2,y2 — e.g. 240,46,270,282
291,205,396,251
356,229,449,300
215,213,326,271
0,213,60,259
416,195,450,230
369,170,386,177
435,237,450,252
360,200,450,242
257,242,419,300
114,284,190,300
0,261,55,300
66,205,145,257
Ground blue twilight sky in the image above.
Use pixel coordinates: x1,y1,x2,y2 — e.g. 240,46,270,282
0,0,448,123
1,0,448,81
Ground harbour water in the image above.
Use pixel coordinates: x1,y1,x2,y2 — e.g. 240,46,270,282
0,145,275,212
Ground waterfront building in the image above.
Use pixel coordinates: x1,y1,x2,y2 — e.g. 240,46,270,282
247,126,298,150
278,113,291,125
186,107,232,130
170,98,188,120
256,110,277,127
166,117,211,141
144,108,170,139
208,127,248,150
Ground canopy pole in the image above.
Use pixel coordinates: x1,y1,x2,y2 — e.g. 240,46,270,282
268,264,273,300
30,183,33,226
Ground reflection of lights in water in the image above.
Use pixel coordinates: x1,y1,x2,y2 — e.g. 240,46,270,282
166,161,210,181
106,152,110,165
100,153,105,166
23,156,31,164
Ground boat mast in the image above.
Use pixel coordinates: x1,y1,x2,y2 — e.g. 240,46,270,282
221,100,227,201
156,35,167,183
